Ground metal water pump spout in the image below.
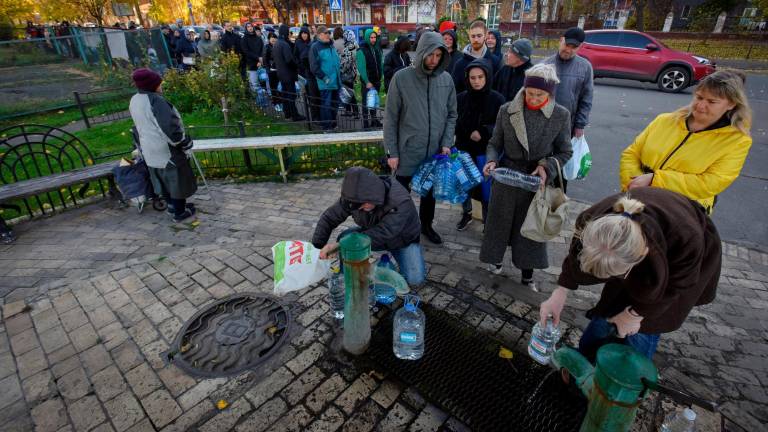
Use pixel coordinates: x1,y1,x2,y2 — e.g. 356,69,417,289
340,233,372,355
552,344,658,432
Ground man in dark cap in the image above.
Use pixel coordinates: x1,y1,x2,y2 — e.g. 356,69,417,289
544,27,593,139
312,166,425,286
493,38,533,102
128,69,197,223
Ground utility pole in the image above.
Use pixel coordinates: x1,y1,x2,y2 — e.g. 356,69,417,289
188,1,196,26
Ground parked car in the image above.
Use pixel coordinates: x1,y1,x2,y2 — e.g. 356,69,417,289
579,30,716,93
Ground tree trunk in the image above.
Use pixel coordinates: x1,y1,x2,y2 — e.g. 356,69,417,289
635,0,646,31
534,0,542,45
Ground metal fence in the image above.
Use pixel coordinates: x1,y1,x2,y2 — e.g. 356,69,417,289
0,27,173,71
73,87,134,128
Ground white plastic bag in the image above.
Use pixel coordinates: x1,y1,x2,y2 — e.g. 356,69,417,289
563,135,592,180
272,241,331,295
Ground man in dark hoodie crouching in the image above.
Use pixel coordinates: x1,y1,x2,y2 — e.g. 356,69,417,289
312,167,426,286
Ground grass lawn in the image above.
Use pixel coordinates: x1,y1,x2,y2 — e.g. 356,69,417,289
658,38,768,61
535,36,767,61
0,94,132,129
0,44,68,68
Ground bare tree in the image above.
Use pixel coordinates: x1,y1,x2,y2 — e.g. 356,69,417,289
634,0,647,31
534,0,542,42
254,0,302,24
68,0,109,26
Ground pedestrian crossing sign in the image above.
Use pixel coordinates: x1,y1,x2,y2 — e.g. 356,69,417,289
330,0,342,11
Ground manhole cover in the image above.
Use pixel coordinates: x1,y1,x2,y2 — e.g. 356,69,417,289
361,304,587,431
167,294,292,378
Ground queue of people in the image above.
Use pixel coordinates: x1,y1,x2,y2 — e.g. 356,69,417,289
311,23,754,367
92,19,758,370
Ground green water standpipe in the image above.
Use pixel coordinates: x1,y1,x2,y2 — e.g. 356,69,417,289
340,233,372,355
552,344,659,432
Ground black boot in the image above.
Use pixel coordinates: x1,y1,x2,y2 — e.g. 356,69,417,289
421,226,443,244
456,213,473,231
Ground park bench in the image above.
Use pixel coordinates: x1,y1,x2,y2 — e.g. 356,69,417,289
0,125,383,221
192,130,384,182
0,124,118,217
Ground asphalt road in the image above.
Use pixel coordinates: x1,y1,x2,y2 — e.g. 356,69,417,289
568,73,768,249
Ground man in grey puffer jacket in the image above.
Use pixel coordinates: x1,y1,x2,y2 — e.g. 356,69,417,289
384,31,457,245
543,27,593,138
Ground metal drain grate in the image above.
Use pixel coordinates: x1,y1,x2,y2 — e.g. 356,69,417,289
363,304,587,431
167,294,292,378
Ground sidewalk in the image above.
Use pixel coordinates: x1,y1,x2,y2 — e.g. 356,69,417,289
1,179,766,431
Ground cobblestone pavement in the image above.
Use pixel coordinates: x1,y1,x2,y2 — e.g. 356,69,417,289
1,179,767,431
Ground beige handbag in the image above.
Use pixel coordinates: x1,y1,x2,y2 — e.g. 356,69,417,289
521,158,569,242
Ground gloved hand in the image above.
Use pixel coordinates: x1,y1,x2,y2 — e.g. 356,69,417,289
607,307,643,338
179,136,193,151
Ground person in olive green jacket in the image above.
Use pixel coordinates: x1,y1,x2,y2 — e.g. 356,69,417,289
384,31,457,245
356,28,384,128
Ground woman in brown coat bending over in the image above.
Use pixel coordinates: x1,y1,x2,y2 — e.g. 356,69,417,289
539,187,721,361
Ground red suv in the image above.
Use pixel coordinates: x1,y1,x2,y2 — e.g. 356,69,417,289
579,30,716,93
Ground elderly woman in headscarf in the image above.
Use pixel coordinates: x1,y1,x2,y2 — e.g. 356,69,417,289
480,63,572,291
129,69,197,223
339,29,360,116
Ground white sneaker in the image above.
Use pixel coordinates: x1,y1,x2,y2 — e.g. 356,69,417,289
522,278,538,292
487,263,503,275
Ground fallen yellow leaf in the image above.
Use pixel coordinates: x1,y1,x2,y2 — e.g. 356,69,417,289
267,326,277,334
498,347,514,359
190,220,201,227
216,399,229,410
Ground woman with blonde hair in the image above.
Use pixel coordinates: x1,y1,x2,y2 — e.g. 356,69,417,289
620,69,752,214
539,187,722,360
480,63,572,290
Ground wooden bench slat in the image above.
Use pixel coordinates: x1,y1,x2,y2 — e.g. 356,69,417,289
0,162,115,201
192,131,384,152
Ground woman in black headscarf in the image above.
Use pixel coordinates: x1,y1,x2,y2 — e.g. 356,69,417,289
454,58,505,230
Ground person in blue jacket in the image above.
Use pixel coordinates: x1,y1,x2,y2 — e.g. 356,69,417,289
309,26,342,131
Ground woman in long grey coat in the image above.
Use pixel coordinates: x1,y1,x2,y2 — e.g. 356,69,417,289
129,68,197,223
480,63,572,291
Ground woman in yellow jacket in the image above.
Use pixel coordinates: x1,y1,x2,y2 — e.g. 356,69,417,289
619,70,752,214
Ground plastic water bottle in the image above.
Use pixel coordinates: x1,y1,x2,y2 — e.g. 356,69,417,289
660,408,696,432
457,152,483,184
366,88,379,108
410,160,434,197
528,315,561,365
393,295,425,360
491,167,542,192
452,158,474,193
373,254,397,305
432,155,454,201
328,265,344,319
